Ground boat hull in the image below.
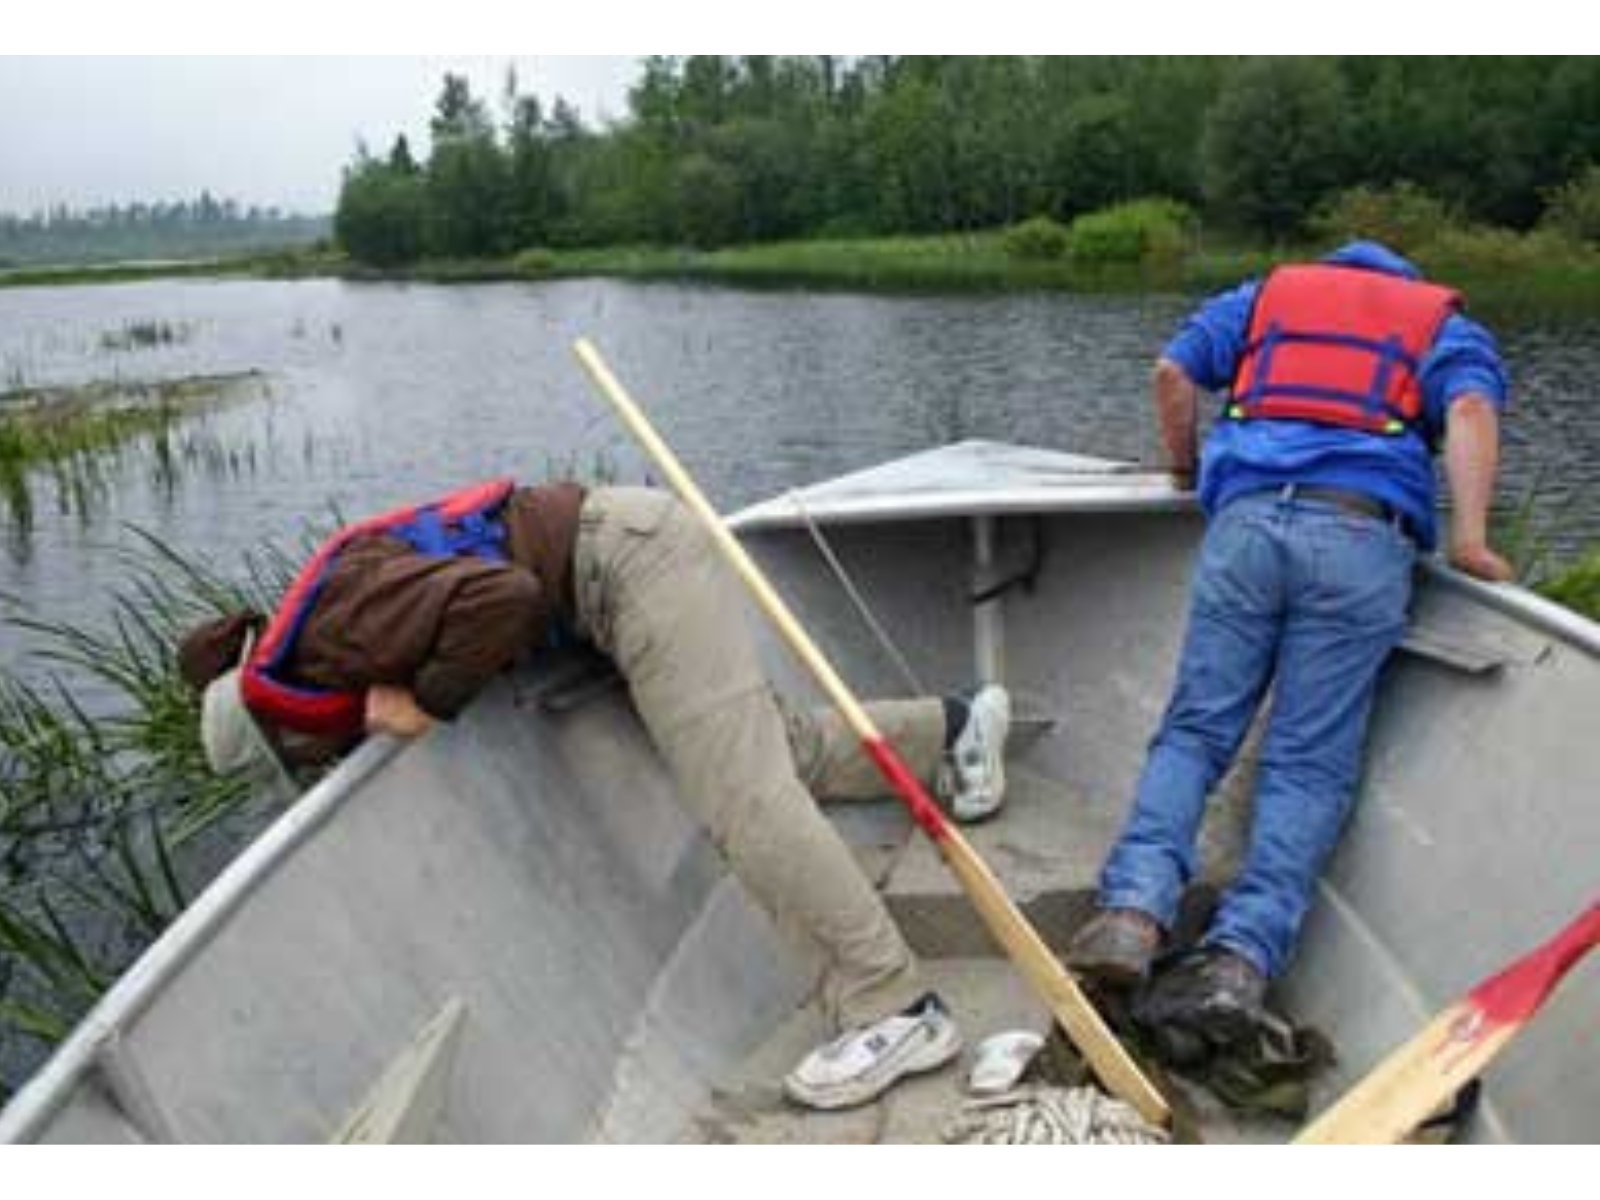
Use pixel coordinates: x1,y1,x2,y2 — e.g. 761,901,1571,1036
5,443,1595,1143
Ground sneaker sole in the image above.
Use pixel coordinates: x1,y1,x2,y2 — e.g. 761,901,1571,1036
783,1021,963,1112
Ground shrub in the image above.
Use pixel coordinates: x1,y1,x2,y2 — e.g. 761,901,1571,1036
1541,165,1600,245
1001,215,1071,262
511,248,558,277
1069,198,1195,266
1309,183,1457,256
1416,224,1581,276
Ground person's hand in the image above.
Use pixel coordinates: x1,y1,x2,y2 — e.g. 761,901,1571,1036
1167,466,1197,493
365,685,436,738
1450,541,1515,583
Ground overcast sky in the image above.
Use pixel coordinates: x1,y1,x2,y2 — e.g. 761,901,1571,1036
0,56,641,215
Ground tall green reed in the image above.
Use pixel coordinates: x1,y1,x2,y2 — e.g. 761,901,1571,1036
0,373,270,533
97,320,193,353
0,527,300,1095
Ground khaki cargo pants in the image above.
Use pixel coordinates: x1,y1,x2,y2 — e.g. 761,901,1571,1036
573,487,946,1030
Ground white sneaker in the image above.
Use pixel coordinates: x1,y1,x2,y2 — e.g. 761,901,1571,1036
943,684,1011,823
783,994,963,1111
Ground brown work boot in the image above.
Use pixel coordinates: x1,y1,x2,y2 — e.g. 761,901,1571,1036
1133,946,1268,1049
1065,908,1164,988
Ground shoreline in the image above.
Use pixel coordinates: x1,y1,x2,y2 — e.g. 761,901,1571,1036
6,235,1600,320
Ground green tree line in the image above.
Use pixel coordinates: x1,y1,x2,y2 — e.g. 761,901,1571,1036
0,194,327,268
337,56,1600,267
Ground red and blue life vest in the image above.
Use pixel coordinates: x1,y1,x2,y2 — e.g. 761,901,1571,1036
240,479,517,738
1228,263,1461,436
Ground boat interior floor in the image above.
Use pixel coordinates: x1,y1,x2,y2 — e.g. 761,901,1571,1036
677,761,1317,1144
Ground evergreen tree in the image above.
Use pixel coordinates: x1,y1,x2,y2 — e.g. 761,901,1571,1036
333,153,427,266
324,56,1600,264
1203,57,1352,238
423,74,510,257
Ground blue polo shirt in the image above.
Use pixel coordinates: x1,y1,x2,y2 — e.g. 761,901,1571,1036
1163,241,1509,550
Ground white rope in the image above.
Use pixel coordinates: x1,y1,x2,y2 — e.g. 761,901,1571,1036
786,487,928,697
941,1084,1170,1146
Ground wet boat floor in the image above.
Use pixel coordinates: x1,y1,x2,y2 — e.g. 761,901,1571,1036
678,765,1309,1144
680,957,1300,1144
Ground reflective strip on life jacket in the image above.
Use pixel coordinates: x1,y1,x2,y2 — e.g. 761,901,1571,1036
239,478,517,738
1228,264,1460,436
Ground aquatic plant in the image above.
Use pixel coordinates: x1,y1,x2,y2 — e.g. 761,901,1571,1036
1491,468,1558,586
1,354,30,393
0,529,299,1092
0,373,268,534
97,320,193,353
544,447,622,487
1538,545,1600,621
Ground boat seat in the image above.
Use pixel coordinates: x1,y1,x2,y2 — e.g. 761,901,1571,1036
1397,627,1510,676
1397,580,1556,676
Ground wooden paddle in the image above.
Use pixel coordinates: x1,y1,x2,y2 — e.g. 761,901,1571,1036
573,338,1170,1129
1295,898,1600,1144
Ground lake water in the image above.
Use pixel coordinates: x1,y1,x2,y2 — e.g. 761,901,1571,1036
2,276,1598,676
1,274,1598,1096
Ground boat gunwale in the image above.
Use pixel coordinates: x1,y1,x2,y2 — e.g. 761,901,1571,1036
731,481,1600,663
0,737,406,1143
7,444,1597,1143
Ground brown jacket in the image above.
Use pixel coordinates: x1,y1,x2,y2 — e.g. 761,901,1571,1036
279,482,585,755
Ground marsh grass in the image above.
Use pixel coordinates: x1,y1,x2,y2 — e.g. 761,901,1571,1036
544,446,622,487
1539,548,1600,620
1489,468,1560,586
97,320,193,353
0,372,269,534
1459,473,1600,623
343,220,1600,318
2,354,30,393
0,528,303,1094
0,258,246,290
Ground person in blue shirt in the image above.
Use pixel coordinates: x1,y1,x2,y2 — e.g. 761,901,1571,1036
1066,240,1513,1039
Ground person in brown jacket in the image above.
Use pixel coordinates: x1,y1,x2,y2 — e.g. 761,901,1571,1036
178,480,1012,1111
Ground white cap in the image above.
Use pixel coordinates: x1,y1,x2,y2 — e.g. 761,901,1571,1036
198,631,289,786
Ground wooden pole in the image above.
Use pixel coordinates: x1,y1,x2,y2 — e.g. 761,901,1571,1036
573,337,1170,1128
1295,900,1599,1143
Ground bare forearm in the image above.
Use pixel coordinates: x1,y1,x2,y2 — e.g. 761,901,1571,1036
1153,358,1199,478
1444,395,1514,582
1445,396,1500,549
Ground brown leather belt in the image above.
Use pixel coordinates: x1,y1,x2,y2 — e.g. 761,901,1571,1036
1277,483,1406,535
1288,485,1386,519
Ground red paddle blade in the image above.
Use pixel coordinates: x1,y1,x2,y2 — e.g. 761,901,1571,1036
1295,899,1599,1144
1466,901,1600,1030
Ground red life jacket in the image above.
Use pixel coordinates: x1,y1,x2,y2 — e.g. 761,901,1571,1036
1228,263,1460,436
240,479,517,739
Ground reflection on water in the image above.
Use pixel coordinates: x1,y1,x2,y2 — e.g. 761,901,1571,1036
1,277,1596,671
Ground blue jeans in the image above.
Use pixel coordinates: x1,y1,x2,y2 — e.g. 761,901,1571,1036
1098,488,1415,978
